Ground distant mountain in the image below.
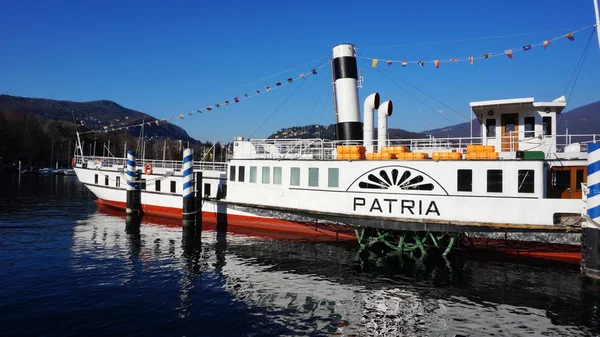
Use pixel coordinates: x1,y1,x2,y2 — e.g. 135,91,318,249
269,124,425,140
0,95,197,142
422,100,600,138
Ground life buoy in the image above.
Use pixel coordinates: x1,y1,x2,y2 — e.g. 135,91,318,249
71,158,75,167
143,163,153,175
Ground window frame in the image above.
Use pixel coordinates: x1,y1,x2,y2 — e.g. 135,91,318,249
517,169,535,193
229,165,236,181
273,167,282,185
542,116,552,136
328,168,339,188
290,167,300,186
262,167,270,184
486,119,496,138
524,116,535,138
308,168,319,187
170,180,176,193
249,166,257,183
487,169,503,193
155,179,161,192
238,166,245,182
457,169,472,192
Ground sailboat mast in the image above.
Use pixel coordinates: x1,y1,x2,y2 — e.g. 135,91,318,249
594,0,600,49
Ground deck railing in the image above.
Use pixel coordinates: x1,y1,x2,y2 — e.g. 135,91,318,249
74,155,228,172
232,133,600,160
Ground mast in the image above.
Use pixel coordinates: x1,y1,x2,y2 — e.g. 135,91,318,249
594,0,600,48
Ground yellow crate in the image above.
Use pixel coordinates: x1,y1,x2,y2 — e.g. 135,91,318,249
397,152,429,160
465,151,499,160
432,152,463,161
336,153,365,160
366,153,395,160
381,146,408,154
466,145,495,153
336,145,366,154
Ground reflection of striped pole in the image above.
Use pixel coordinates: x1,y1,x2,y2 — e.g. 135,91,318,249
182,148,196,227
126,151,138,215
583,143,600,280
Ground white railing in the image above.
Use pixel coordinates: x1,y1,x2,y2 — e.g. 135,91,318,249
232,133,600,160
74,155,228,172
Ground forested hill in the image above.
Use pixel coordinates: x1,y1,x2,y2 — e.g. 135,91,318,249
268,124,426,140
0,95,196,142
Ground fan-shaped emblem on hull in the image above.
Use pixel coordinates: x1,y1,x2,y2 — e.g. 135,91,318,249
346,166,447,195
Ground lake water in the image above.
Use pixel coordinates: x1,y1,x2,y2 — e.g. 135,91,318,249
1,174,600,336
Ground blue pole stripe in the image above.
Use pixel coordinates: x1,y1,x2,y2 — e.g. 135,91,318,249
127,160,135,166
126,171,136,177
589,143,600,153
127,181,135,186
589,182,600,198
183,167,193,177
183,156,193,164
588,204,600,219
183,181,193,190
589,161,600,176
127,150,135,156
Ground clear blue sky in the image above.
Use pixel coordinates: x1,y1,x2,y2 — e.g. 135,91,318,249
1,0,599,142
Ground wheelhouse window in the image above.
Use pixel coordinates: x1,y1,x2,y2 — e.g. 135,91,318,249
204,183,211,197
487,169,503,193
518,170,535,193
273,167,282,185
262,167,270,184
155,179,161,192
524,117,535,138
328,168,339,188
116,176,120,187
238,166,245,182
95,174,98,184
486,119,496,137
457,169,472,192
290,167,300,186
140,179,146,190
249,166,257,183
105,175,109,186
543,116,552,136
171,181,176,193
308,168,319,187
229,165,236,181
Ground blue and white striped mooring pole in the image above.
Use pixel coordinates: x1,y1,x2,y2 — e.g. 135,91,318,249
182,148,196,227
583,142,600,279
126,150,138,216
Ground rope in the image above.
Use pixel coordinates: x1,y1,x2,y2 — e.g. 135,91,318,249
564,26,597,103
358,24,595,64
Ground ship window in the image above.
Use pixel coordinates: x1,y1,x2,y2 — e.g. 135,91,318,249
328,168,339,187
249,166,257,183
486,119,496,137
238,166,245,182
576,169,584,191
229,165,236,181
171,180,176,193
309,168,319,187
543,116,552,136
524,117,535,138
116,176,120,187
95,174,98,184
487,169,503,193
290,167,300,186
518,170,535,193
204,183,211,197
273,167,282,185
552,171,570,190
457,169,472,192
140,179,146,190
262,167,270,184
155,179,161,192
105,175,109,186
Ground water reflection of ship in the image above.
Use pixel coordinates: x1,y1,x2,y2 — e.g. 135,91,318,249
71,211,600,336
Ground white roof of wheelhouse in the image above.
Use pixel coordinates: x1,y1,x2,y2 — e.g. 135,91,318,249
470,96,567,114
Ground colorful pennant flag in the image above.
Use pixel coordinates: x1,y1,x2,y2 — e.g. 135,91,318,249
147,122,151,126
179,114,184,119
287,78,293,83
434,60,440,68
418,61,424,68
451,58,457,62
300,73,306,79
196,109,202,113
543,40,550,49
255,89,260,94
387,60,392,66
469,56,474,65
504,50,513,59
311,68,317,75
565,33,575,41
235,97,240,103
265,86,271,92
523,45,531,51
401,61,408,67
483,53,491,59
206,107,212,111
276,82,282,86
224,100,229,105
244,94,248,97
188,112,193,116
155,121,159,125
371,59,379,68
215,103,221,108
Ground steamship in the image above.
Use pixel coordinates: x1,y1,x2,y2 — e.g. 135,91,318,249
73,43,596,244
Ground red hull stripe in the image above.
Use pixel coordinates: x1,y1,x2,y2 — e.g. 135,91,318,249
95,199,356,240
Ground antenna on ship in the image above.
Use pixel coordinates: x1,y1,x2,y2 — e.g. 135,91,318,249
594,0,600,49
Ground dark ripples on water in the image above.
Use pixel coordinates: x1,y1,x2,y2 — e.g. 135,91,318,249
1,174,600,336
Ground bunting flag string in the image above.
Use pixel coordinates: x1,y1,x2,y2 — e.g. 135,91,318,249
81,61,328,135
360,24,595,68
